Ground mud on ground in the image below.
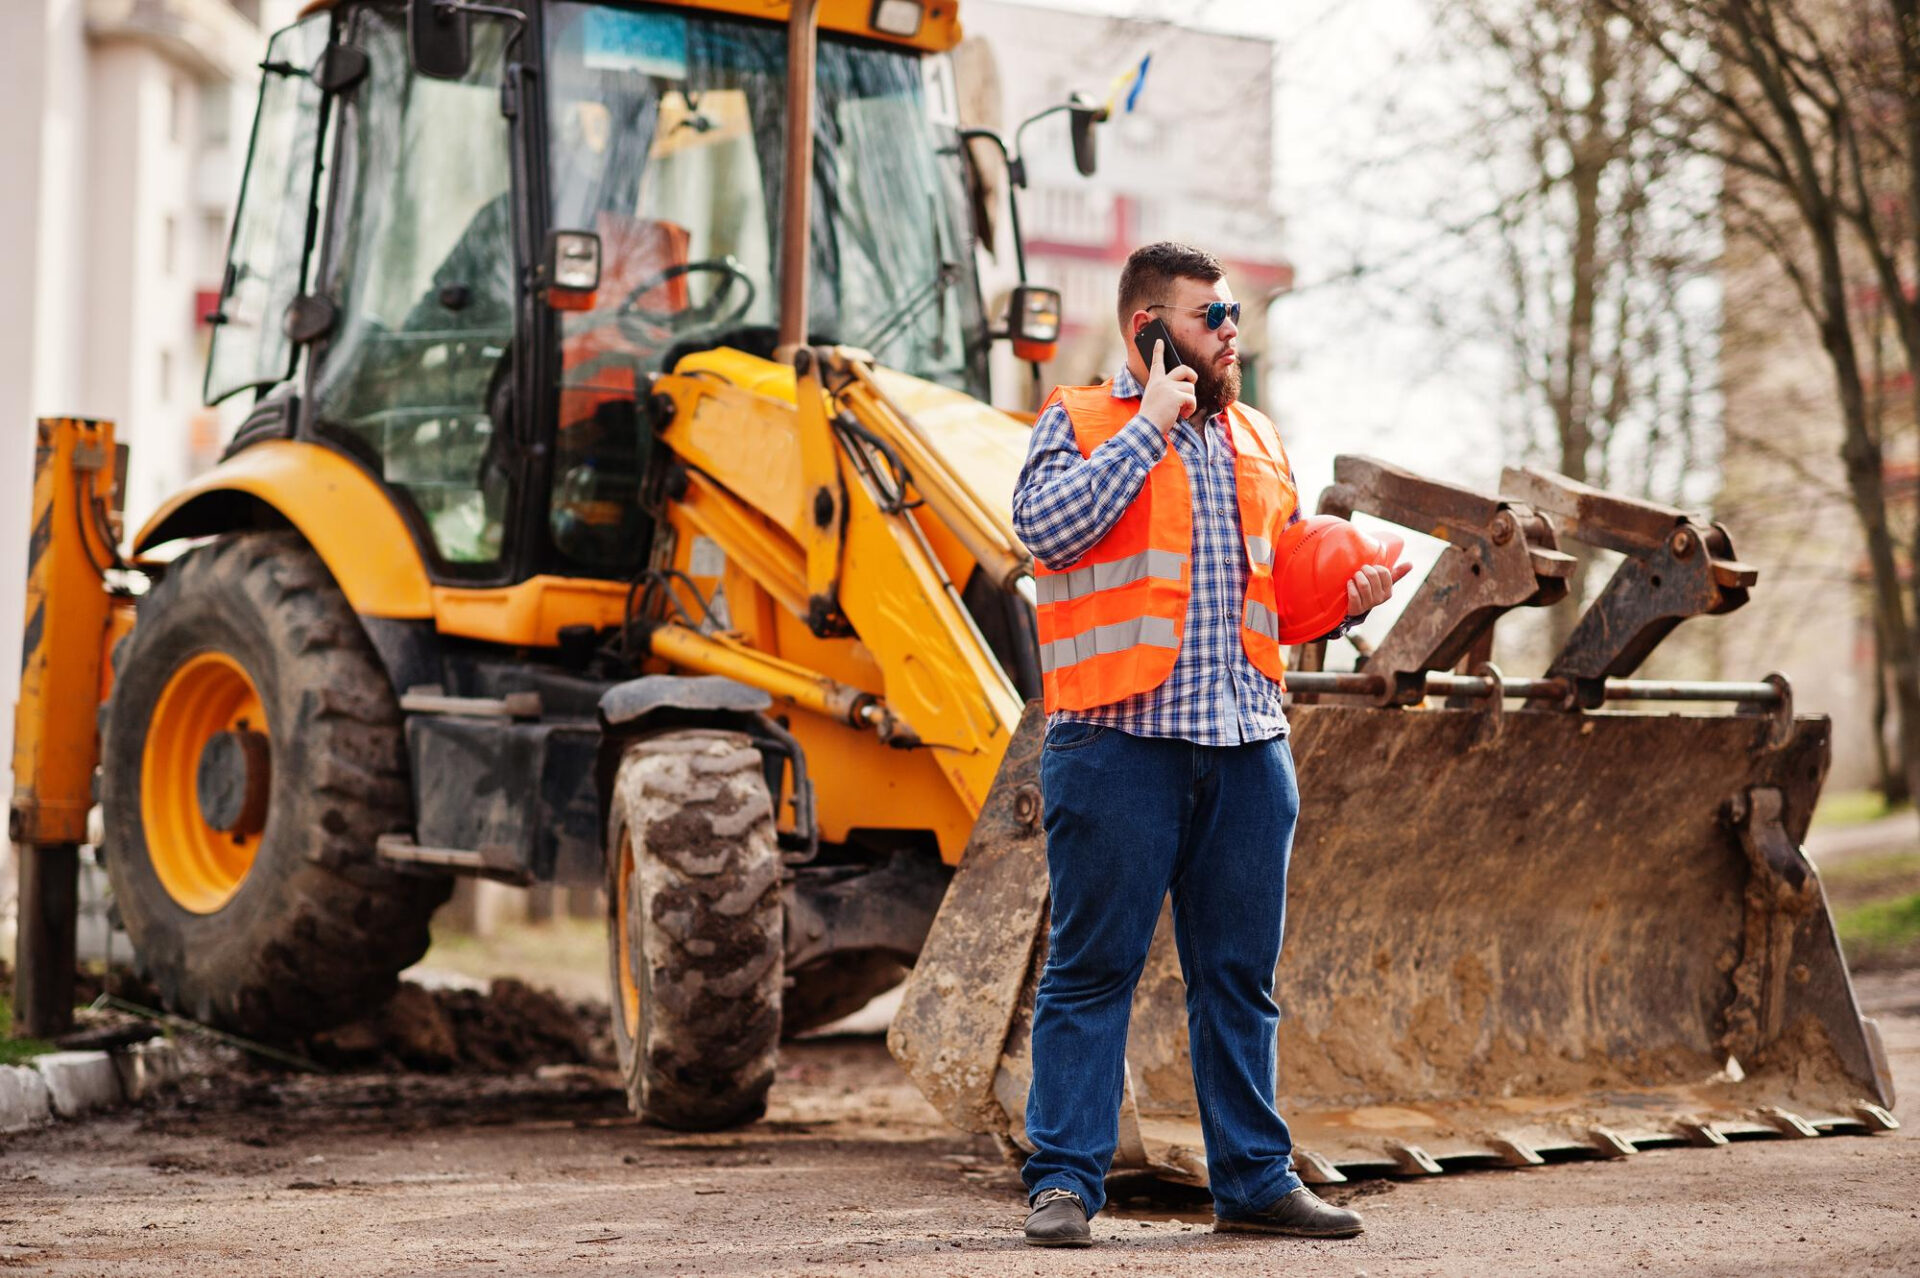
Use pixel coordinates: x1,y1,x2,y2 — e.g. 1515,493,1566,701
57,964,609,1075
2,972,1918,1277
293,979,615,1075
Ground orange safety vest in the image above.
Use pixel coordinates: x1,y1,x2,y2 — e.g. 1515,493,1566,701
1034,382,1298,713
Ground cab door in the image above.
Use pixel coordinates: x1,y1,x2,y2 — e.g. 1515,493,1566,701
303,3,524,580
203,14,334,411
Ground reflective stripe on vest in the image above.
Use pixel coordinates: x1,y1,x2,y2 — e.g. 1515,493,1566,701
1031,381,1297,712
1033,547,1188,605
1039,615,1181,674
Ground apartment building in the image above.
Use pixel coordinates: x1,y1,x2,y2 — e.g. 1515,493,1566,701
957,1,1292,408
1,0,301,951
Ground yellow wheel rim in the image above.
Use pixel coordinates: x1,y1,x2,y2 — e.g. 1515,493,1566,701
615,830,642,1037
140,651,269,913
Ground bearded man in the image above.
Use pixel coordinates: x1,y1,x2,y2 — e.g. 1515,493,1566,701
1008,241,1407,1247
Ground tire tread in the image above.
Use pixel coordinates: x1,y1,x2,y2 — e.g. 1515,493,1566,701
99,532,450,1039
606,729,782,1130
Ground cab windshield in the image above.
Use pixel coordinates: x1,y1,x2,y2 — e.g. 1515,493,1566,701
543,4,986,390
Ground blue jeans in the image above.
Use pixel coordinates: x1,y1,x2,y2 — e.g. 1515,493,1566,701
1021,722,1303,1220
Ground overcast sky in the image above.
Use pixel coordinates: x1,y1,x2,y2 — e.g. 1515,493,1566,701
999,0,1504,502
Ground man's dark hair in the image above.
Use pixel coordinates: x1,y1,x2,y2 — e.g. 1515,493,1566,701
1116,241,1225,330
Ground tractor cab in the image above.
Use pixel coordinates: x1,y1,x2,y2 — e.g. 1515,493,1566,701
202,0,1062,585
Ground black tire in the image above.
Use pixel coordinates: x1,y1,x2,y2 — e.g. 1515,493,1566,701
99,532,449,1037
606,729,782,1129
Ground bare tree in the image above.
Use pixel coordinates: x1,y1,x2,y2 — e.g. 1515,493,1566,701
1422,0,1723,650
1595,0,1920,802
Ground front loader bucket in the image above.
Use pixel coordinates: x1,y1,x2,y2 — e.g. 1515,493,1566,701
891,459,1899,1185
891,702,1896,1185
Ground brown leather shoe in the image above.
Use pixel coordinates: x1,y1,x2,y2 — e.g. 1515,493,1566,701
1024,1187,1092,1247
1214,1186,1365,1238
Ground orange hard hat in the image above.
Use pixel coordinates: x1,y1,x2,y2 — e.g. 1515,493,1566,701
1270,515,1405,643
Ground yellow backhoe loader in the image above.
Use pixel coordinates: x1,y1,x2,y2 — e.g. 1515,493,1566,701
9,0,1896,1186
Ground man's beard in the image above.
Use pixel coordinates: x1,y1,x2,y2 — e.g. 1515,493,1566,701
1193,359,1242,422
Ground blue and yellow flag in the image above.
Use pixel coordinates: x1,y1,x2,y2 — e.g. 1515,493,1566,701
1105,53,1152,116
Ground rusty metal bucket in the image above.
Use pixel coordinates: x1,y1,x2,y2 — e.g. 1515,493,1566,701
890,460,1898,1186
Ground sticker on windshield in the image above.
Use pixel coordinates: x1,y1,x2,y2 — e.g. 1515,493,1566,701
580,9,688,79
689,535,726,578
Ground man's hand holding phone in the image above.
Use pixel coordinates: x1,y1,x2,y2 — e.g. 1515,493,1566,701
1139,338,1198,436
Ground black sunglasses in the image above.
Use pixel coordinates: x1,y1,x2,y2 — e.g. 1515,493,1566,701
1148,301,1242,330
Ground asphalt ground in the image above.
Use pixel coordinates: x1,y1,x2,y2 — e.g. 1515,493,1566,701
2,968,1916,1277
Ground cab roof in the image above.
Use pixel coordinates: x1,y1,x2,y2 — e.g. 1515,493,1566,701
294,0,962,54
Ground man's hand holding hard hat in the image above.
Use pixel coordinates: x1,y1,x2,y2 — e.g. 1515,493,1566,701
1269,514,1413,638
1347,559,1411,618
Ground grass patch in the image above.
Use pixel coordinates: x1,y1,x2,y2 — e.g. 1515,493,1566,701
1817,849,1920,971
1837,892,1920,971
1820,849,1920,898
1812,789,1908,829
0,989,57,1067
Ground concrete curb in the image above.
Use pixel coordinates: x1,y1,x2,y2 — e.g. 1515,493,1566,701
0,1064,53,1132
37,1051,126,1118
0,1039,185,1133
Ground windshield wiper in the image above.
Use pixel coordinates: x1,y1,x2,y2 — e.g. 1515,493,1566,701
854,259,960,357
854,194,960,358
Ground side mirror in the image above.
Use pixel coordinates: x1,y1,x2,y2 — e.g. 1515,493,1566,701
544,230,602,312
1008,285,1061,364
408,0,472,80
1067,93,1106,178
960,133,1007,252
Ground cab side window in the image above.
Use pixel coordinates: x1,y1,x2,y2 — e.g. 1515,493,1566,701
310,6,516,568
204,16,332,406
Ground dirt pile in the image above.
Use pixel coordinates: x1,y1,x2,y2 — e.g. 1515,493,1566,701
296,978,614,1074
5,962,614,1076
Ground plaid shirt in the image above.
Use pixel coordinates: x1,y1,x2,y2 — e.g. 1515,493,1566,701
1012,367,1302,746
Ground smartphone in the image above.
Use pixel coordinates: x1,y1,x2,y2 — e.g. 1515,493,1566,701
1134,317,1190,376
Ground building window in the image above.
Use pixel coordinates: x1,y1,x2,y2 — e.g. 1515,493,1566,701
202,81,231,148
169,80,185,146
201,210,228,282
162,214,177,277
159,349,173,404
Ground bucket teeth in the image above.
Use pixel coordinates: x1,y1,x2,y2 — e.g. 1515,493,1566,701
1488,1135,1544,1167
1671,1118,1729,1148
1852,1101,1899,1133
1585,1125,1637,1159
1387,1142,1443,1176
1291,1149,1348,1185
1759,1106,1821,1139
